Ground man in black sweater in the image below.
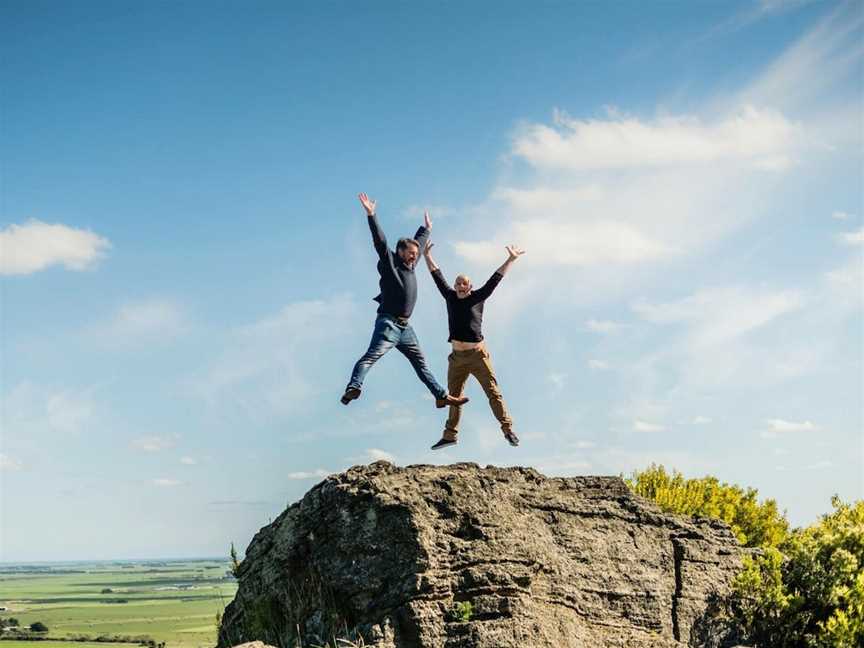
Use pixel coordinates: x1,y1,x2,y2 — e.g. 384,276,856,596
423,240,525,449
341,193,469,410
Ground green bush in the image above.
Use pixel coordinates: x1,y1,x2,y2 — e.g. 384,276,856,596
625,464,789,548
627,465,863,647
728,496,864,648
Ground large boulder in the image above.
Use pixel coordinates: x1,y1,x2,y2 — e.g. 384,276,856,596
218,462,746,648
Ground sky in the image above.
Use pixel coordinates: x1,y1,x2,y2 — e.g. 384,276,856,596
1,0,862,561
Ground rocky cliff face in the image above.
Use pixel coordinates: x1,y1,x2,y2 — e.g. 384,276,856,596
218,462,746,648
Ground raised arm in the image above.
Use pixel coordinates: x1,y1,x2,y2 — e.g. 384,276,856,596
413,209,432,252
359,192,388,259
423,241,454,299
473,245,526,300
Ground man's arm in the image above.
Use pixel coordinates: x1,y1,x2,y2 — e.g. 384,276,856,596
423,241,454,299
359,192,389,259
413,210,432,251
473,245,525,300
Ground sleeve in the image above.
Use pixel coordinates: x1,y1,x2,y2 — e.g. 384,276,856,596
413,225,430,251
471,271,504,301
431,268,455,299
367,214,389,260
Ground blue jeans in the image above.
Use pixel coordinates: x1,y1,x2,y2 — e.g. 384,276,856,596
348,314,446,399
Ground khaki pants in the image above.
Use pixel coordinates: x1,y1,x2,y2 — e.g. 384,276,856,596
443,344,512,440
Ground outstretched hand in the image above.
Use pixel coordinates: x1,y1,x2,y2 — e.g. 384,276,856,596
358,192,376,216
506,245,525,261
424,210,432,230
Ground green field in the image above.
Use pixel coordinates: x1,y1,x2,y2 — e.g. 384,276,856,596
0,560,237,648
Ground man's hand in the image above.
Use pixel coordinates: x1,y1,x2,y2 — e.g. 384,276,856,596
424,210,432,230
359,192,376,216
424,241,435,257
506,245,525,261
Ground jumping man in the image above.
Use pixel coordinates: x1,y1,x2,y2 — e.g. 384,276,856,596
341,194,469,410
423,241,525,450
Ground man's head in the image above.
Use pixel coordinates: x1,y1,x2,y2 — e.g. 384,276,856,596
396,238,420,268
454,274,472,299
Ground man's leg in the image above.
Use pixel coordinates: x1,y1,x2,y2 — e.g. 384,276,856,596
471,347,517,445
442,351,471,442
394,324,447,400
345,316,400,399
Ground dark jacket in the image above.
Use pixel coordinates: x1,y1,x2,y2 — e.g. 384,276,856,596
431,268,503,342
367,214,429,318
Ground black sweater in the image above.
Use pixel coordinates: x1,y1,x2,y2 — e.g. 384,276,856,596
368,214,429,318
431,268,503,342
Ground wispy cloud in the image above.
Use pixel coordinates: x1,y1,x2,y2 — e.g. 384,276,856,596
180,456,197,465
89,299,189,346
366,448,396,463
186,295,358,421
286,469,331,480
761,418,820,439
152,478,183,487
832,211,853,221
0,453,23,472
0,219,111,276
838,228,864,246
588,360,610,370
585,319,623,334
131,436,177,452
633,420,666,432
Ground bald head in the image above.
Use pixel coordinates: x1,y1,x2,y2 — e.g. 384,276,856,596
454,274,472,299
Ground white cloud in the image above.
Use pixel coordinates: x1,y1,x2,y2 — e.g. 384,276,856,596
585,319,622,334
131,436,177,452
152,478,183,487
740,3,864,116
44,388,97,433
571,440,596,449
588,360,610,370
366,448,395,463
633,286,806,348
287,469,331,480
547,372,567,391
691,416,713,425
761,418,820,439
0,219,111,276
402,204,453,221
765,418,818,432
832,211,852,221
804,459,833,470
89,299,189,346
634,420,666,432
514,106,802,172
187,295,358,420
180,456,197,465
838,228,864,246
0,453,23,471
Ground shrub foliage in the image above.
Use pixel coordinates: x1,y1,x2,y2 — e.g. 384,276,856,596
626,465,863,647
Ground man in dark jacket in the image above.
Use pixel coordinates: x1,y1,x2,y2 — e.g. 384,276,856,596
341,193,469,410
423,240,524,449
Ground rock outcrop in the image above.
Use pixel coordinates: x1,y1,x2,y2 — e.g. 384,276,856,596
218,462,746,648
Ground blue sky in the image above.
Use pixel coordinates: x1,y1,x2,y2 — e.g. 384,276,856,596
1,0,861,561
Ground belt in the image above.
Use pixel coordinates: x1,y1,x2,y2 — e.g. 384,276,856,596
394,316,410,326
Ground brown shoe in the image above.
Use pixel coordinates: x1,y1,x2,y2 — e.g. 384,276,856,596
340,387,361,405
435,394,469,409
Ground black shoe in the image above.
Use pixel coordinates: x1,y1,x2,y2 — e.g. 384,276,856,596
340,387,361,405
503,430,519,447
431,437,457,451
